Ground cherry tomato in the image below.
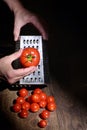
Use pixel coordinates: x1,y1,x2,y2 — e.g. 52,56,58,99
18,88,29,97
46,102,56,112
20,47,40,67
16,97,25,104
39,92,47,101
21,101,30,110
12,103,21,113
46,96,55,103
19,109,29,118
40,110,50,119
31,93,41,103
30,103,40,112
33,88,42,94
39,100,47,108
38,120,47,128
26,95,32,103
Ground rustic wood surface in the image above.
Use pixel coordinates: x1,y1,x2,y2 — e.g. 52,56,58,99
1,0,87,130
0,75,87,130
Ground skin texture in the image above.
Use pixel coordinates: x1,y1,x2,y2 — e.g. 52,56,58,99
0,0,48,84
3,0,48,41
0,49,37,84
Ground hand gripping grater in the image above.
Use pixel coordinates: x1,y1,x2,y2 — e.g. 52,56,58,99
11,35,49,88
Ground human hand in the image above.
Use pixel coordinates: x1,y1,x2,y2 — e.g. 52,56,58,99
13,8,48,41
0,49,36,84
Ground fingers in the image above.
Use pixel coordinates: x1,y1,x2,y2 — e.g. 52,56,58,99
9,49,23,61
14,25,20,41
31,17,48,40
14,66,37,77
8,66,37,84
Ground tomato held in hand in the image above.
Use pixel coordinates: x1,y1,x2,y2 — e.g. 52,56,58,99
20,47,40,67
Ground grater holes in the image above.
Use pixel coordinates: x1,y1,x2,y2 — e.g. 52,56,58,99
24,46,26,48
23,39,26,44
35,77,37,81
38,65,40,69
38,71,40,75
20,36,44,85
38,77,42,82
30,40,32,44
33,39,35,44
36,46,39,49
27,39,29,44
30,78,33,82
33,71,35,75
36,39,39,44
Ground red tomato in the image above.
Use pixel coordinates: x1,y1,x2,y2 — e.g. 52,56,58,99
19,109,29,118
16,97,25,104
33,88,42,94
26,95,32,103
47,102,56,112
40,110,50,119
30,103,40,112
21,101,30,110
39,92,47,101
18,88,29,97
38,120,47,128
46,96,55,103
12,103,21,113
20,47,40,67
39,100,47,108
31,93,41,103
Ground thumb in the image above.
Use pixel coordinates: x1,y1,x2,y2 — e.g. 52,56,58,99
13,24,20,41
10,49,23,61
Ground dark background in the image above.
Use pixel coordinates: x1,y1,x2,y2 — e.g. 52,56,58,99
1,1,87,129
0,0,87,97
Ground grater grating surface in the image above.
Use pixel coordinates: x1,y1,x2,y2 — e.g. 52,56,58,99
20,36,44,85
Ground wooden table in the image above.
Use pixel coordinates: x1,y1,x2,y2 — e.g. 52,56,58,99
1,0,87,129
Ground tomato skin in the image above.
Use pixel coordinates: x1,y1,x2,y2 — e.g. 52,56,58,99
19,88,29,97
21,101,30,110
19,109,29,118
31,93,41,103
38,120,47,128
12,103,21,113
46,96,55,103
20,47,40,67
33,88,42,94
46,102,56,112
39,100,47,108
30,103,40,112
40,110,50,119
39,92,47,101
16,97,25,104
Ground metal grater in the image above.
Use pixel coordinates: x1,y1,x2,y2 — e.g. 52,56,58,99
11,35,49,88
20,35,44,85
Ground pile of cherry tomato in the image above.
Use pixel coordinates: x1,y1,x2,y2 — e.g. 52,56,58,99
11,87,56,128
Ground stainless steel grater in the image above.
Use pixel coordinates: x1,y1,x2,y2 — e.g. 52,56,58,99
11,35,49,88
20,35,44,85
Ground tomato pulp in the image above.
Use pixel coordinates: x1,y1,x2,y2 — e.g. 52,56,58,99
20,47,40,67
